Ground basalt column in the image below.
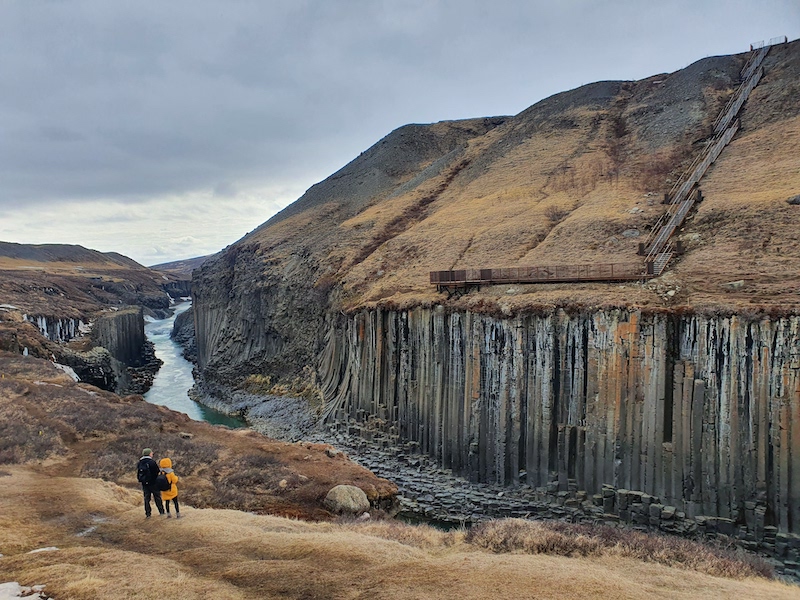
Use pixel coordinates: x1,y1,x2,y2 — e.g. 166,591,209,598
320,308,800,532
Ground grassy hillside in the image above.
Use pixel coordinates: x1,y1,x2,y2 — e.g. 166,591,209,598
0,352,396,519
218,41,800,314
149,255,211,278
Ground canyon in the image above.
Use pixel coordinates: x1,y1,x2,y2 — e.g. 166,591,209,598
0,242,188,394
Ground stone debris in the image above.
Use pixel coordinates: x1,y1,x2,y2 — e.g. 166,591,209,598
311,423,800,582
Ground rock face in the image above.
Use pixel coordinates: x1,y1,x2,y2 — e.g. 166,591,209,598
318,307,800,531
89,306,162,394
191,43,800,534
171,306,197,363
23,315,86,343
164,279,192,298
323,484,371,515
91,307,146,366
56,346,117,390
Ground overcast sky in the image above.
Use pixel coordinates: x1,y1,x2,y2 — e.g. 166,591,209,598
1,1,798,266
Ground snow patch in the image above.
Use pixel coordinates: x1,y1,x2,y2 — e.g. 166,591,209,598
53,363,80,382
0,582,50,599
27,547,58,554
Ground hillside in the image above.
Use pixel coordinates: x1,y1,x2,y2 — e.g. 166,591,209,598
193,40,800,385
149,255,211,278
4,469,800,600
0,352,396,519
228,42,799,312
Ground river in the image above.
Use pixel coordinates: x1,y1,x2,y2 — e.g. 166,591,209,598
144,301,246,428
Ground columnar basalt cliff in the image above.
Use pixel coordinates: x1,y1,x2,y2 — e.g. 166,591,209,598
318,308,800,529
23,315,86,342
192,42,800,532
89,306,162,393
91,307,146,366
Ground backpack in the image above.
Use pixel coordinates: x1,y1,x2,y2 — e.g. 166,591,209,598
155,472,171,492
137,460,153,485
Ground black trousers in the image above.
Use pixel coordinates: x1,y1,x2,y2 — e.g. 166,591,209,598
165,497,180,514
142,484,164,516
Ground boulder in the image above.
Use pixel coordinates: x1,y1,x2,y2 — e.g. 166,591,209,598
323,484,370,515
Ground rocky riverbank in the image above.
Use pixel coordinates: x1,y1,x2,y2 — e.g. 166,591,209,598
309,421,800,583
189,377,317,441
184,366,800,582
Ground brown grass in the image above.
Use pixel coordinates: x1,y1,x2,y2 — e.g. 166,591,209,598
1,467,798,600
238,59,800,315
466,518,774,579
0,352,397,521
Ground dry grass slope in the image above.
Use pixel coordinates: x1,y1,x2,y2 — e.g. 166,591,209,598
1,467,799,600
0,352,397,520
232,42,800,315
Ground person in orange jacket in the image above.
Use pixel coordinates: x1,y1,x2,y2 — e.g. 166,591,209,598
158,457,181,518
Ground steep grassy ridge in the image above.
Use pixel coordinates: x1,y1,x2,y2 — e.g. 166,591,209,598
194,42,800,384
212,42,800,312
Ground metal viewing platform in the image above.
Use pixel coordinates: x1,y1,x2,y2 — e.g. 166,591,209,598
430,263,646,290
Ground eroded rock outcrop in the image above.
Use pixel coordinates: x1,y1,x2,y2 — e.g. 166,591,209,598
171,306,197,363
91,307,146,365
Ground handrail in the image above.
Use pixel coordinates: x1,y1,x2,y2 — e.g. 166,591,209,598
643,121,739,262
713,67,763,134
430,262,646,285
740,45,769,81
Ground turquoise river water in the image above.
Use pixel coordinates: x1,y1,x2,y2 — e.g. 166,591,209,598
144,301,246,428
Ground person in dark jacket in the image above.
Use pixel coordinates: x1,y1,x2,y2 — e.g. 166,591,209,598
137,448,165,518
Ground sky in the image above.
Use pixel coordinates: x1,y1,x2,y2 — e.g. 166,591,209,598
1,1,798,266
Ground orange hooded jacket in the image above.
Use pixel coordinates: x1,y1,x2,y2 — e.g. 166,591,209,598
158,457,179,500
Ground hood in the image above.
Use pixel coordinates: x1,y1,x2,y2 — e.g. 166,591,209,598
159,457,172,469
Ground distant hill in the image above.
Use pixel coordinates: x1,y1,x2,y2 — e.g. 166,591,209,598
0,241,145,269
0,240,170,317
149,254,211,278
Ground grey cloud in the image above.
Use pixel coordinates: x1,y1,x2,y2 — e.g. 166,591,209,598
213,182,239,198
0,0,798,215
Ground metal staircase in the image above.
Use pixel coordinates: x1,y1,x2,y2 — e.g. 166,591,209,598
430,39,788,291
641,40,776,277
